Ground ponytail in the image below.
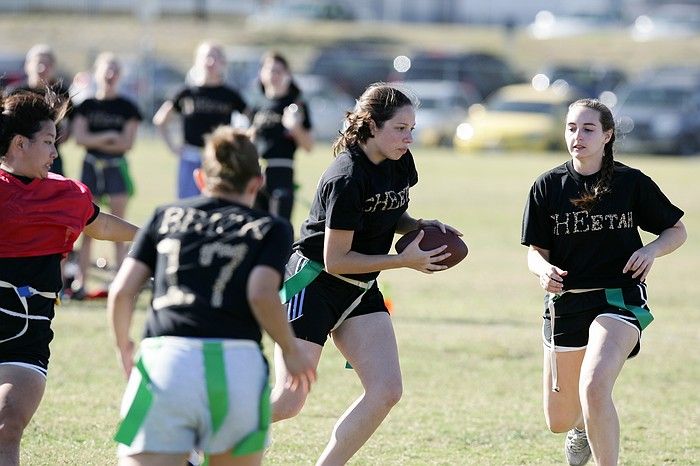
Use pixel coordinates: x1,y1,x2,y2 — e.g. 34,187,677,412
202,125,261,194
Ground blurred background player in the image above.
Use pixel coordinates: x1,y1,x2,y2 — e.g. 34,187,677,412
108,126,316,466
249,51,314,224
71,52,142,298
3,44,71,176
0,90,138,466
153,41,248,200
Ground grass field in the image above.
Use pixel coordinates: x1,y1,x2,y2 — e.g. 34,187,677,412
16,136,699,465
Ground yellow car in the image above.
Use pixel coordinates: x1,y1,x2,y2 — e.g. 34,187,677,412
453,83,581,152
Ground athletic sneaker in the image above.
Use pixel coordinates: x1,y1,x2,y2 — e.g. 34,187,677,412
187,450,202,465
565,428,591,466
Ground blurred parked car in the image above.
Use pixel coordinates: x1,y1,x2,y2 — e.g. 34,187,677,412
247,1,355,25
534,64,626,99
0,52,26,90
640,65,700,82
295,74,355,141
612,72,700,155
453,83,581,153
630,4,700,41
70,56,185,119
528,10,623,39
399,80,480,146
306,44,394,98
392,51,520,99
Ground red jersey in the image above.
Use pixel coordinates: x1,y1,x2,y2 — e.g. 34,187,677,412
0,170,94,258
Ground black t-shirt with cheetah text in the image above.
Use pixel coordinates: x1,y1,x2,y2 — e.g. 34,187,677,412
521,160,683,290
295,145,419,282
250,87,312,161
73,96,142,158
171,85,247,147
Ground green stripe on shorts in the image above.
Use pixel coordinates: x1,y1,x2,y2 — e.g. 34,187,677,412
114,355,154,446
232,382,271,457
118,157,135,197
605,288,654,330
203,342,228,434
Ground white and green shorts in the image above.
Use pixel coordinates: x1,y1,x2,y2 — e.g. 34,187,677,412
115,336,269,458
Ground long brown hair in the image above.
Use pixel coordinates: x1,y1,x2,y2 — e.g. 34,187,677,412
332,83,416,156
569,99,616,211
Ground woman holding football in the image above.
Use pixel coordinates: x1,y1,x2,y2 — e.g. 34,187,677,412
270,82,461,465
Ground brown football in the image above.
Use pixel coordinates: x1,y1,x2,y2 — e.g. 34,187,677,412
394,225,468,269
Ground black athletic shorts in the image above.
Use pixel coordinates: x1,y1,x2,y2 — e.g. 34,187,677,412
542,284,652,358
81,154,133,197
254,166,295,222
285,252,388,346
0,295,54,376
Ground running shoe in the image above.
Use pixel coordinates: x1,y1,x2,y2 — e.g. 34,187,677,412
565,427,591,466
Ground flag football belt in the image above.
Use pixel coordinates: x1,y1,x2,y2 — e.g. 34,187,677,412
263,158,295,169
0,280,58,344
114,340,271,459
546,287,653,392
280,257,375,303
280,256,375,335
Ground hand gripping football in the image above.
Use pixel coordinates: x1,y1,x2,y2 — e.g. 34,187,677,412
394,225,468,269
